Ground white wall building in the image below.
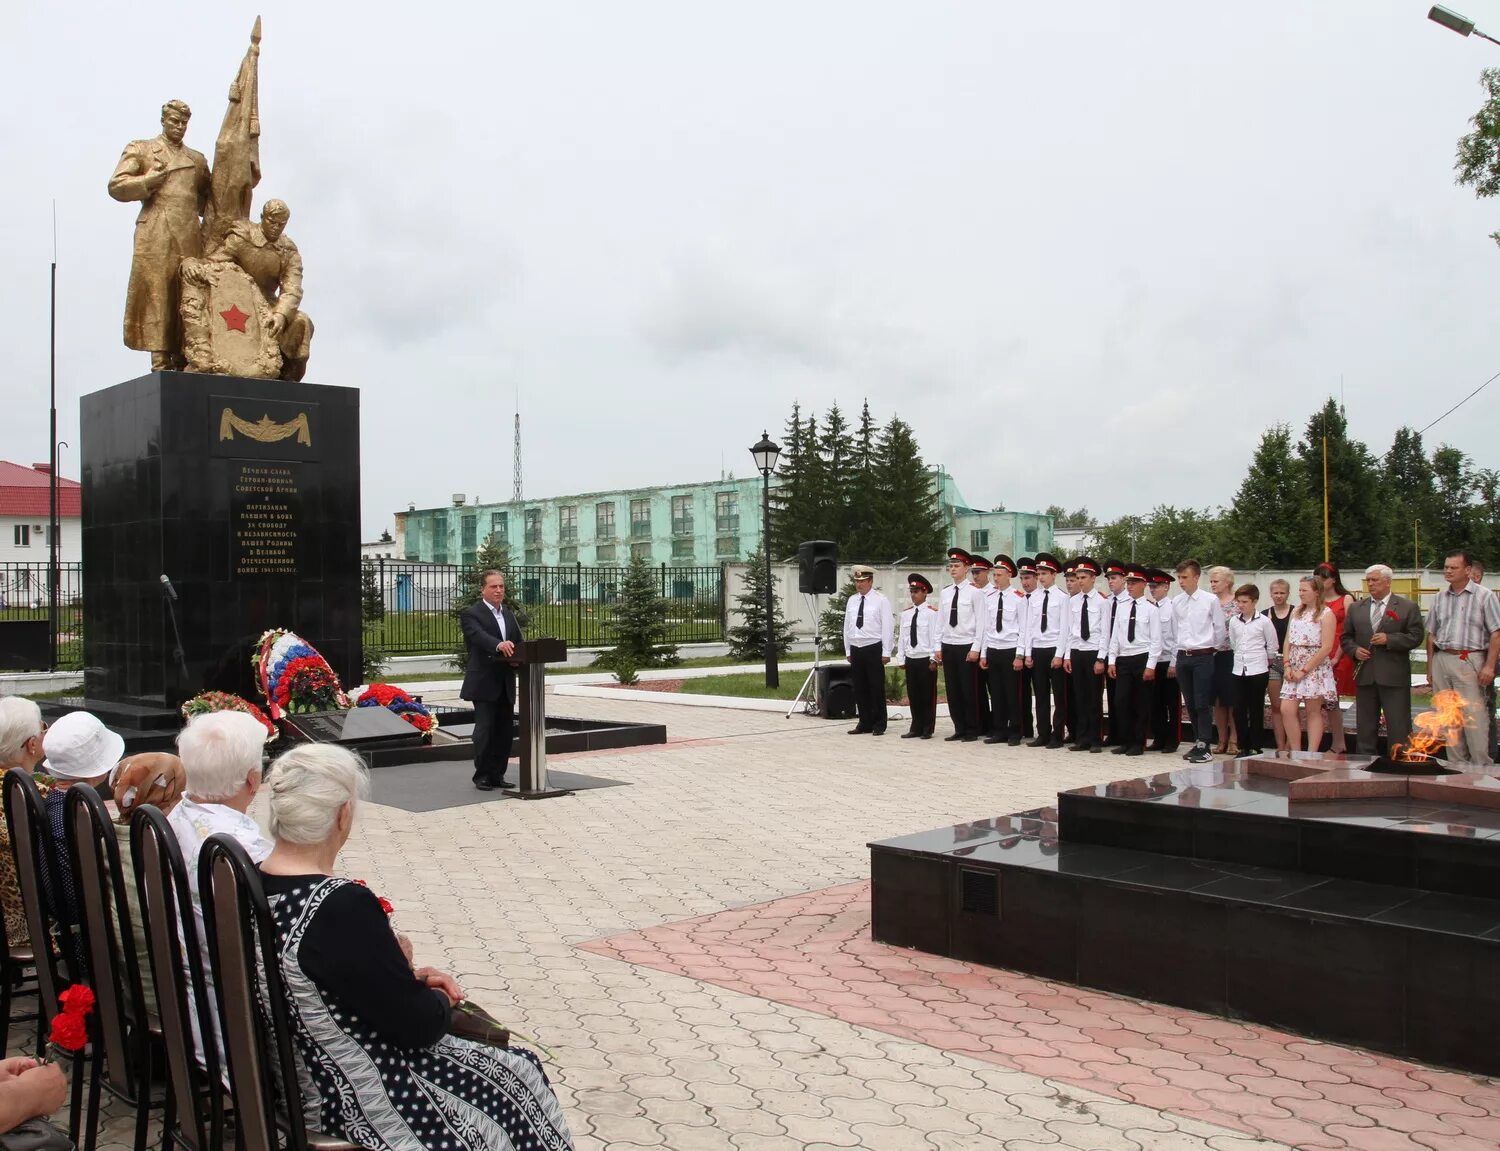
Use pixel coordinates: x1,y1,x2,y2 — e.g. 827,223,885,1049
0,461,80,566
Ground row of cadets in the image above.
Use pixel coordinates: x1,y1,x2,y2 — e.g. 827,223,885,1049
1148,567,1181,751
842,564,893,735
1064,557,1107,752
939,548,987,741
1023,552,1070,748
968,556,994,733
980,554,1025,745
1106,565,1163,755
897,573,940,739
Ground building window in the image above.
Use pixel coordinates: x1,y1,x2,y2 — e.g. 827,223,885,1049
434,552,449,566
12,525,29,547
671,538,694,559
631,541,652,562
630,499,651,539
1024,527,1039,551
596,502,616,539
596,543,617,563
671,495,693,536
559,505,578,544
524,548,542,565
715,491,739,534
461,514,477,553
524,508,541,545
559,545,578,564
970,529,989,552
716,536,740,557
489,511,508,543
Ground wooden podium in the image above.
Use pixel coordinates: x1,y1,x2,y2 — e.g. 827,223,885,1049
516,638,572,799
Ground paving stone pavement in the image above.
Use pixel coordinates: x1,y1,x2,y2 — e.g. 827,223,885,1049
72,694,1488,1149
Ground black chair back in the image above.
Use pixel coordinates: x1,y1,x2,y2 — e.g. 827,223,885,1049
3,768,64,1046
129,806,221,1151
198,833,306,1151
62,786,138,1098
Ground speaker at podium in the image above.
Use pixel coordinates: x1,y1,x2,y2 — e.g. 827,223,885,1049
797,540,838,594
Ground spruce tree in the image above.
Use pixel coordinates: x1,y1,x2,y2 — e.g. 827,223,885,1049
769,403,809,557
727,546,796,660
360,559,387,684
1295,400,1385,568
604,552,680,668
845,401,880,558
1381,428,1441,565
1219,424,1317,568
360,559,386,622
820,404,855,547
1432,446,1479,555
870,417,947,563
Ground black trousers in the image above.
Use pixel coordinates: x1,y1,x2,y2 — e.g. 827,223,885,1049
1233,671,1269,753
1070,651,1102,747
471,692,515,782
1018,664,1035,737
1031,647,1066,740
1114,653,1151,750
985,648,1019,739
1151,661,1180,748
905,656,937,735
1104,675,1120,743
974,659,991,731
941,642,979,736
849,643,888,732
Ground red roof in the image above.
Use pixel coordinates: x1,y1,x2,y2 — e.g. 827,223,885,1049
0,461,81,518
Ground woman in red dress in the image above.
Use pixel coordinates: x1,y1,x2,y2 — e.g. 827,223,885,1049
1316,562,1357,753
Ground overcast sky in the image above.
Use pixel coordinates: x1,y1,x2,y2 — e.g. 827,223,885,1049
3,1,1499,537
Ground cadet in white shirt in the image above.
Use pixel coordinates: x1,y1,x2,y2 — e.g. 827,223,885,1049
843,564,893,736
1024,552,1070,748
1099,560,1131,745
969,557,994,734
1228,583,1279,756
1147,568,1180,752
1015,558,1039,739
1065,557,1107,753
898,574,940,739
981,555,1026,745
1107,565,1162,756
938,548,986,741
1171,559,1228,763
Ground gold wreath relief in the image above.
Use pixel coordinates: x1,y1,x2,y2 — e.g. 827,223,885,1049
218,408,312,446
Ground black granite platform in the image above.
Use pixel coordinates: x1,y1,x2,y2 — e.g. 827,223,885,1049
869,756,1500,1076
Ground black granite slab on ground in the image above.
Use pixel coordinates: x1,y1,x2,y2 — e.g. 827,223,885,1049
869,757,1500,1076
367,758,625,813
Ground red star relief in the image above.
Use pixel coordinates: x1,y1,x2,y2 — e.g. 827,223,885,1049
219,304,249,333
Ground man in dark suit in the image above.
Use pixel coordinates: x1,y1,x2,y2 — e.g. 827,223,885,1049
1340,563,1425,755
460,570,523,790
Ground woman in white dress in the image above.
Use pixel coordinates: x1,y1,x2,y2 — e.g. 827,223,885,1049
1279,574,1339,753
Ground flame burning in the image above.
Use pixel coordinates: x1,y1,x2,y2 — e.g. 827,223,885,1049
1390,690,1473,762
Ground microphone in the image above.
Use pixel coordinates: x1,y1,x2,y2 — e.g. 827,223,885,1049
159,574,179,602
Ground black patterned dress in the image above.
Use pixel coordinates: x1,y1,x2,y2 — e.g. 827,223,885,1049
261,874,574,1151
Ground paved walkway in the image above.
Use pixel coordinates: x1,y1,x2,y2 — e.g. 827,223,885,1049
82,695,1497,1149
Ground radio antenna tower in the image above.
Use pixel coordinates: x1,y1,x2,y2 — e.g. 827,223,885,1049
512,402,523,502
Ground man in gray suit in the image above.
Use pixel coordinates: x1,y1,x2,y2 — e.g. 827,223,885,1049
1341,563,1425,755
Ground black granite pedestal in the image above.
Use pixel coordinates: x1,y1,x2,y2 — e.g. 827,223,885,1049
80,372,360,710
870,755,1500,1076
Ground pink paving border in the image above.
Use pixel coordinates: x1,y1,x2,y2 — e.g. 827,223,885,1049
578,881,1500,1150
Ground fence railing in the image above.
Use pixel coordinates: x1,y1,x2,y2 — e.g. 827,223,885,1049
363,559,725,655
0,562,85,670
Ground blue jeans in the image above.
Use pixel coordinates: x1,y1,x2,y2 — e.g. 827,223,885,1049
1175,651,1216,746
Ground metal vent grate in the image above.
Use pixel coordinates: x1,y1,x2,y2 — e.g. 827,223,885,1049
960,869,1000,917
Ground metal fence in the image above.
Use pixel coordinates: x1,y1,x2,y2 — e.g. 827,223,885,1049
0,562,85,670
363,559,726,655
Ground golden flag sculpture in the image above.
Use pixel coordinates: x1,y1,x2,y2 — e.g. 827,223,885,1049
203,16,262,252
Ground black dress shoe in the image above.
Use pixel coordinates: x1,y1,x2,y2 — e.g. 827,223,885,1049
944,733,965,742
474,780,495,792
920,733,933,739
1045,739,1066,750
1007,736,1022,746
871,729,886,736
961,735,979,742
1124,746,1144,756
982,735,1005,744
1110,745,1130,755
901,731,921,739
1089,745,1103,753
1025,736,1050,748
1066,742,1090,752
847,727,870,735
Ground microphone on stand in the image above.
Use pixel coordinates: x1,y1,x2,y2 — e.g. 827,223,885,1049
159,574,179,601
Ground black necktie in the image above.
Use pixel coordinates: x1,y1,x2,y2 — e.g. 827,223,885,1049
1128,601,1137,643
1080,598,1090,642
1041,590,1049,635
856,595,865,629
1111,598,1119,636
949,586,959,627
996,596,1003,632
910,610,918,648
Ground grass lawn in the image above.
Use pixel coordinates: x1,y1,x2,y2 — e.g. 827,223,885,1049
379,651,818,682
363,604,723,656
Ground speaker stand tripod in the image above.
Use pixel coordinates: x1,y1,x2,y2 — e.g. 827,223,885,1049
786,593,826,717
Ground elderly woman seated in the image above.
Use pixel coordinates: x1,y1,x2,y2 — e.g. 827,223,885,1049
259,744,574,1150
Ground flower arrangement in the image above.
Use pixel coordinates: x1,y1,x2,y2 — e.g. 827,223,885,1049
181,691,278,741
48,984,95,1051
354,683,439,739
253,629,351,720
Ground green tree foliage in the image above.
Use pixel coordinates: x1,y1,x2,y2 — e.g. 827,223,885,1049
360,558,385,623
603,552,680,668
727,546,796,660
1044,506,1092,530
1218,424,1317,568
1382,427,1441,566
1087,507,1222,569
1432,446,1479,555
869,417,947,563
1295,400,1386,567
820,404,856,545
1455,67,1500,244
769,403,818,557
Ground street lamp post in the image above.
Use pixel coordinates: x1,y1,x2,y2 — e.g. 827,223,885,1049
749,430,781,689
1429,5,1500,45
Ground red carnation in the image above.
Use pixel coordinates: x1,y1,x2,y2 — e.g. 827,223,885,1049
48,1011,87,1052
1386,610,1398,620
58,985,96,1015
377,896,395,916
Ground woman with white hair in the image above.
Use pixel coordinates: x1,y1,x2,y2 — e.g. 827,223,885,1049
258,744,574,1151
0,696,47,945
